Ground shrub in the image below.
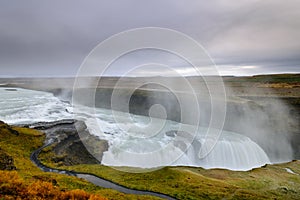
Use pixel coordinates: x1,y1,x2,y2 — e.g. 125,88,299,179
0,170,107,200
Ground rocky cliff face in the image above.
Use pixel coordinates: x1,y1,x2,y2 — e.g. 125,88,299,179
24,120,108,166
71,87,300,160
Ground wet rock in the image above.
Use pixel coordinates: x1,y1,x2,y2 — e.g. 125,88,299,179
4,88,18,91
165,130,202,155
165,130,195,142
23,119,75,130
25,119,108,165
166,130,177,137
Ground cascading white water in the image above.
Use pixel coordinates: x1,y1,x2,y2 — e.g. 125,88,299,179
0,87,72,124
0,87,270,171
85,117,270,171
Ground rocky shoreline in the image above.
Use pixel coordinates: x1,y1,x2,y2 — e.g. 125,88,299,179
27,121,300,199
22,119,108,166
1,75,299,160
30,141,176,199
25,120,176,199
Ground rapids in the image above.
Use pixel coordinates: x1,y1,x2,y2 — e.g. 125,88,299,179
0,87,270,171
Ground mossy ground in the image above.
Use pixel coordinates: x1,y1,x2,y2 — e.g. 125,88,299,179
1,122,300,199
0,123,159,200
40,145,300,200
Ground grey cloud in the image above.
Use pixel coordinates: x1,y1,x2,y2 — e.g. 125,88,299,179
0,0,299,77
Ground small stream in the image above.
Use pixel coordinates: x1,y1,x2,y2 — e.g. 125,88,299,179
30,141,176,200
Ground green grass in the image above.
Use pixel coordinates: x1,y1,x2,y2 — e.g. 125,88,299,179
226,74,300,84
40,146,300,199
2,121,300,199
0,123,160,200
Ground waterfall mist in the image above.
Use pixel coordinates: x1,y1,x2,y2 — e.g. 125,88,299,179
0,77,299,169
224,86,296,163
119,77,296,167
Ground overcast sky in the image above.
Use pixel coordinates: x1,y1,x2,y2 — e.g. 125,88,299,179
0,0,299,77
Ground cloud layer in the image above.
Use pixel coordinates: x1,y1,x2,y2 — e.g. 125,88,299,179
0,0,299,76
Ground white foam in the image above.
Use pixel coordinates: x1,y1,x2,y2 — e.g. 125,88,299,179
100,124,271,171
0,87,271,171
0,87,72,124
284,168,299,175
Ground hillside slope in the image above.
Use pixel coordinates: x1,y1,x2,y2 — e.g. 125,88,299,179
0,121,158,200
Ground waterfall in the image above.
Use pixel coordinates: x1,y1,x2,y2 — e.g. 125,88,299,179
99,124,270,171
0,87,271,171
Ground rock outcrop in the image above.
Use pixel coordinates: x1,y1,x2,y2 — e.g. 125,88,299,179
24,119,108,166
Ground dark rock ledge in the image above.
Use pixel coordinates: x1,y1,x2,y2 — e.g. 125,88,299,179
26,119,177,199
22,119,108,165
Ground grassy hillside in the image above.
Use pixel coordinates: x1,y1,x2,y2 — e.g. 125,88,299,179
0,121,159,200
40,140,300,199
1,120,300,199
38,160,300,200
